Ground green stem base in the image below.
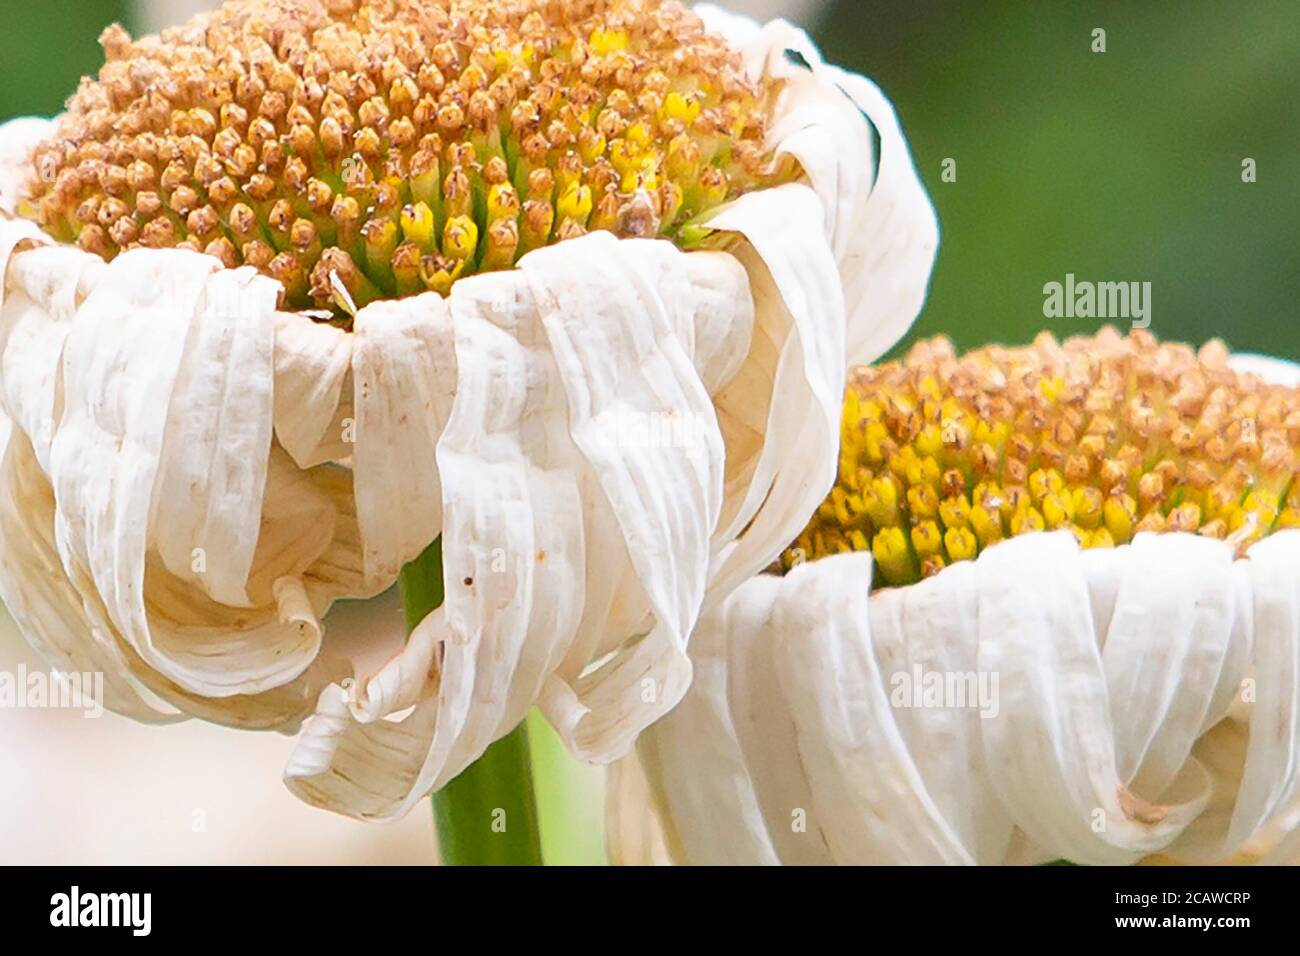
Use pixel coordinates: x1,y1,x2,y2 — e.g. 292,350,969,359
399,538,544,866
431,720,543,866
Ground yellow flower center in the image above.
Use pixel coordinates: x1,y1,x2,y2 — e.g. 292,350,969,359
782,329,1300,588
22,0,780,315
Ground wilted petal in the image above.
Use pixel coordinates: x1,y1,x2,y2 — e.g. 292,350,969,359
723,573,832,864
0,245,102,470
1094,534,1241,800
350,294,456,585
287,233,732,816
43,249,354,698
271,313,353,469
706,185,845,598
153,267,278,607
622,528,1300,864
0,420,179,722
868,560,1015,863
525,234,724,761
0,117,51,215
774,553,976,863
606,749,675,866
624,592,781,865
1221,532,1300,848
695,7,939,365
976,534,1206,864
50,250,228,689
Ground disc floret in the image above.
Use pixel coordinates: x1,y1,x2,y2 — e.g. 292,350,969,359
783,329,1300,588
23,0,781,315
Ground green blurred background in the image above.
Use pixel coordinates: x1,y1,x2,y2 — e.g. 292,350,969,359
823,0,1300,361
2,0,1295,360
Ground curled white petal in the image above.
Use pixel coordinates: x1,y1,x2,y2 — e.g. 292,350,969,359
621,584,781,865
287,233,731,817
271,313,353,468
153,266,279,607
47,249,321,696
350,293,456,585
0,418,179,722
1219,533,1300,850
0,117,51,216
706,185,845,599
976,535,1206,864
868,560,1014,863
1229,353,1300,389
722,572,833,864
526,234,724,760
0,235,374,728
697,7,939,365
617,530,1300,864
0,245,102,470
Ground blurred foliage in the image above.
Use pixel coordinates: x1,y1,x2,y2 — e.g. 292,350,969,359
0,1,131,120
815,0,1300,361
2,1,1295,360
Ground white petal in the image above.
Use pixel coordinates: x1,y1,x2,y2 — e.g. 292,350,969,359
272,312,353,468
50,249,219,682
772,553,975,863
350,293,456,585
431,265,588,779
868,560,1015,863
680,250,754,394
723,573,833,864
152,267,279,607
696,10,938,366
0,418,179,722
296,459,374,603
287,233,736,817
628,595,781,865
977,533,1205,863
1228,353,1300,388
605,749,675,866
705,184,846,598
1164,717,1251,862
0,240,362,730
809,65,940,366
1095,534,1241,798
0,116,52,216
1223,531,1300,847
283,678,439,820
48,249,323,697
285,277,582,816
524,234,724,761
0,245,102,470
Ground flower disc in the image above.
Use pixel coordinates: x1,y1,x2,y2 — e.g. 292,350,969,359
784,329,1300,586
23,0,782,312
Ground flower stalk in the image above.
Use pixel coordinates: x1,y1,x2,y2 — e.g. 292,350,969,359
399,539,544,866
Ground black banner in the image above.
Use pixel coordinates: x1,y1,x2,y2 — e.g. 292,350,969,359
0,864,1278,941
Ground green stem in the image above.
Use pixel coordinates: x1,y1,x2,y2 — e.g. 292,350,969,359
399,538,545,866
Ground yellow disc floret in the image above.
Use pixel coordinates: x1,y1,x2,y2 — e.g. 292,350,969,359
22,0,783,317
782,328,1300,588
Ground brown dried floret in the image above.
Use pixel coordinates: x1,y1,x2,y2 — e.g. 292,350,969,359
783,328,1300,588
23,0,785,316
